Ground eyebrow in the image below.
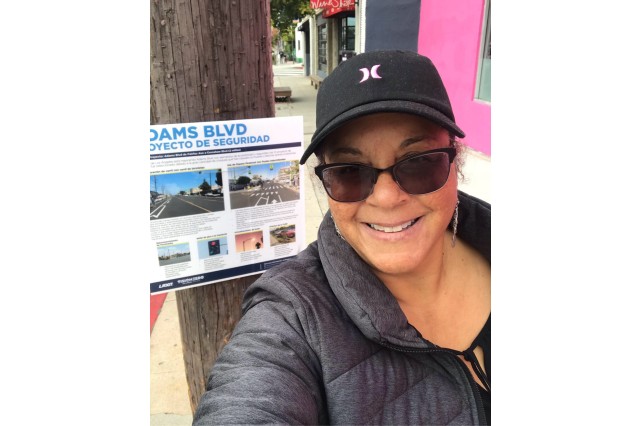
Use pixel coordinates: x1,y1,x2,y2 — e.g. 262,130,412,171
327,134,438,159
326,146,362,158
399,135,437,149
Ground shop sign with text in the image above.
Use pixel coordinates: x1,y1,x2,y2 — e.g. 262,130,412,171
310,0,355,11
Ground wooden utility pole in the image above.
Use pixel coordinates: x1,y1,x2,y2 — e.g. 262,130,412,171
150,0,274,413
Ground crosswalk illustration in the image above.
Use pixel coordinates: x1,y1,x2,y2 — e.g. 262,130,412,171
273,65,304,77
249,186,288,197
250,191,280,197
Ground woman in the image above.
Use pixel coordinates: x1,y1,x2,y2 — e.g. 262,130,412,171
193,50,491,425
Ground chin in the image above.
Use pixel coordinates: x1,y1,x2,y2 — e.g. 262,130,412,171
359,249,424,277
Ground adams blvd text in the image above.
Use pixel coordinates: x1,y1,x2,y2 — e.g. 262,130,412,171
150,123,271,152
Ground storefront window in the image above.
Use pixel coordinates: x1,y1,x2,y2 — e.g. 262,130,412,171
476,1,491,102
318,23,328,70
340,17,355,51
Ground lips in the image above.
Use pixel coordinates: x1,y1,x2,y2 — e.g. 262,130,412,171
367,218,418,233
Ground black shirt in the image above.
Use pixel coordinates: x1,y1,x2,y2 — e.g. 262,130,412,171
469,315,491,424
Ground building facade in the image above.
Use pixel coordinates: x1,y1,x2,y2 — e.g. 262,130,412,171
296,0,490,156
417,0,491,155
296,0,361,79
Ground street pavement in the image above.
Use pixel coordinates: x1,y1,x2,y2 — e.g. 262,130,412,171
150,62,491,426
151,195,225,220
229,183,301,209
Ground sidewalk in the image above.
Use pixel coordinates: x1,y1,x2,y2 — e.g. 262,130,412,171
150,62,491,426
150,63,326,426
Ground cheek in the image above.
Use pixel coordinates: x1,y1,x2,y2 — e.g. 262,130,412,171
417,169,458,217
438,165,459,202
448,163,459,187
328,200,358,228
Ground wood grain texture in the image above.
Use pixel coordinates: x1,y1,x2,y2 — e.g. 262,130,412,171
175,276,258,412
150,0,273,413
151,0,274,124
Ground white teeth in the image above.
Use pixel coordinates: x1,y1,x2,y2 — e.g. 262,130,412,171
369,219,415,233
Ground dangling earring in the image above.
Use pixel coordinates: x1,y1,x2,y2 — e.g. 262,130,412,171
451,199,459,247
331,213,346,241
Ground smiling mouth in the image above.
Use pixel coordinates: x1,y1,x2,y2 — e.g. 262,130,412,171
367,218,419,233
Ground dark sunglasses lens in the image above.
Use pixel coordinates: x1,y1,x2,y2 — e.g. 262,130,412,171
395,152,451,194
322,165,375,202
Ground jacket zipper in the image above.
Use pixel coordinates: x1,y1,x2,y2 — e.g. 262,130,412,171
377,341,488,426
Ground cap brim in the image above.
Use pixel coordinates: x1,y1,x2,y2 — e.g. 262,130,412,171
300,100,466,164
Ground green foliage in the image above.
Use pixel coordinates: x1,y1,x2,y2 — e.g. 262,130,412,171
236,176,251,185
271,0,313,35
216,170,223,187
199,179,212,194
290,161,300,176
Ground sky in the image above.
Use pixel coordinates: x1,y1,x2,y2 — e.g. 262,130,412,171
157,243,190,257
150,169,221,195
228,161,295,181
150,161,296,195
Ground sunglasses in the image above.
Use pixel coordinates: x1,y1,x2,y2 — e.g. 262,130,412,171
314,147,456,202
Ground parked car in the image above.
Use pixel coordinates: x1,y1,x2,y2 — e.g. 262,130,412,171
206,187,223,196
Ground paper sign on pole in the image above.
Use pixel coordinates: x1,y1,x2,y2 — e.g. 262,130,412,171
149,116,305,294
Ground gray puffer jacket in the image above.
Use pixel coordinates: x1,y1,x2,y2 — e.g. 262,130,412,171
193,190,491,425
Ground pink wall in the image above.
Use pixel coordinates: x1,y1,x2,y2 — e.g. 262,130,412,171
417,0,491,155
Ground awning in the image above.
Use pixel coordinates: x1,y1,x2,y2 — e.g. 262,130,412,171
310,0,355,18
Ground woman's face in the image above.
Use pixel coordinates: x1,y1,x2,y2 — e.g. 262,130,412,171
322,113,458,278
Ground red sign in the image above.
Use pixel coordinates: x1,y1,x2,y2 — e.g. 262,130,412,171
310,0,355,17
323,5,355,17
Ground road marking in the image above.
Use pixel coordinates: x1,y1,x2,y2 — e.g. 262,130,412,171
150,204,166,218
175,197,216,213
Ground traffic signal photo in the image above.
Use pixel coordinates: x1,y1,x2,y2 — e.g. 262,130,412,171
208,239,221,255
197,236,228,260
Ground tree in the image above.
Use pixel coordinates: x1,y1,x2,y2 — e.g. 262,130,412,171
290,160,300,176
270,0,313,55
199,179,211,195
236,175,251,186
270,0,313,34
151,0,274,413
215,170,222,188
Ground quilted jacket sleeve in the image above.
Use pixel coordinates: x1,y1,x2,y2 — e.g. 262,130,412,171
192,280,324,425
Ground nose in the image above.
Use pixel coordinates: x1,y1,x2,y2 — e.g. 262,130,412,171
367,169,409,206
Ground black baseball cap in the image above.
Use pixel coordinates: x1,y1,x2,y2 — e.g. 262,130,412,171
300,50,465,164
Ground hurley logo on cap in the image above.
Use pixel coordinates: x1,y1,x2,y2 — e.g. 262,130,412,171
300,50,465,165
358,65,382,83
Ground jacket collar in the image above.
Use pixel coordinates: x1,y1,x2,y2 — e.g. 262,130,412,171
317,190,491,348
